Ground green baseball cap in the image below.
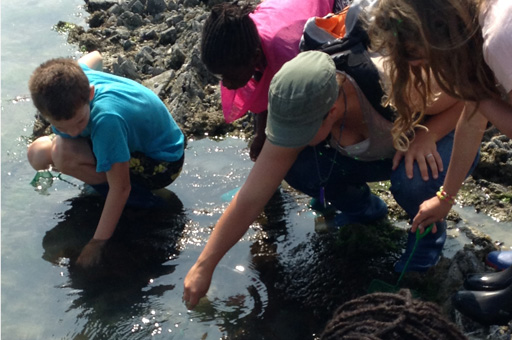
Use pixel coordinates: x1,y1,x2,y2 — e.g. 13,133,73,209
266,50,338,148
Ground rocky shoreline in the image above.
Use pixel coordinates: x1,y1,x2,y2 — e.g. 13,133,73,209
44,0,512,337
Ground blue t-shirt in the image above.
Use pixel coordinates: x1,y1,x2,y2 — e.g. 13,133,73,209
53,64,184,173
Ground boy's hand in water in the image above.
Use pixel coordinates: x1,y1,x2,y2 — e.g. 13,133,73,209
76,238,107,268
183,262,214,310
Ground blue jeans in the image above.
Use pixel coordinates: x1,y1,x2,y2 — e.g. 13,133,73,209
284,131,479,220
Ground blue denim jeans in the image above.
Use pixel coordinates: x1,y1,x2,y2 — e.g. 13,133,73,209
284,131,479,220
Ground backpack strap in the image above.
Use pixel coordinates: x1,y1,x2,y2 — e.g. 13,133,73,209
301,0,395,122
329,41,395,122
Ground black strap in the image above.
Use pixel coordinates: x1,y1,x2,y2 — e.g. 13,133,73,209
328,41,395,122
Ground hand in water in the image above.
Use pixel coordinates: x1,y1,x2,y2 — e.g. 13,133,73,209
76,238,107,268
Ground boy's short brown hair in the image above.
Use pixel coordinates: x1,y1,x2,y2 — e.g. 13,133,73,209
28,58,90,121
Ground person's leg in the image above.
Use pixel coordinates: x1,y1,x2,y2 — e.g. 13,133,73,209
27,136,54,170
51,136,106,184
284,143,392,225
128,152,184,190
120,152,185,208
391,131,480,272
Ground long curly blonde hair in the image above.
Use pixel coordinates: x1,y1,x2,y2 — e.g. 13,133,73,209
367,0,499,151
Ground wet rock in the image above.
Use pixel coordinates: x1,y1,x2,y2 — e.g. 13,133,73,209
142,69,175,96
86,0,118,12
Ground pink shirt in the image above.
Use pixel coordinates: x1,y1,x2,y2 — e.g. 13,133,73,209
479,0,512,94
221,0,334,123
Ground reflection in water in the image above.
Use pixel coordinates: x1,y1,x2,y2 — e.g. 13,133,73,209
41,191,187,339
6,137,484,339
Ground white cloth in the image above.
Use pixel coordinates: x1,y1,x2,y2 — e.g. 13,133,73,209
479,0,512,94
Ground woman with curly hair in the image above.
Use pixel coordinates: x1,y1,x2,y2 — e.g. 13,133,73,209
367,0,512,326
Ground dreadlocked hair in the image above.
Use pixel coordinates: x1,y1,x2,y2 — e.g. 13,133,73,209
367,0,499,151
320,289,468,340
201,1,260,74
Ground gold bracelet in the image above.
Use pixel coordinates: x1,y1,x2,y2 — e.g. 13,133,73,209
436,186,456,205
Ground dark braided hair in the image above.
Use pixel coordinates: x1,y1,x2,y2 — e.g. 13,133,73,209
320,289,467,340
201,1,260,74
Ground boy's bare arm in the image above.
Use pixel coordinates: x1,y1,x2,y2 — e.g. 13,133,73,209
93,161,131,240
78,51,103,71
76,161,131,267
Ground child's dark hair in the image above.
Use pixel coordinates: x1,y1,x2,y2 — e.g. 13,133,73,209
201,2,260,73
320,289,468,340
29,58,90,121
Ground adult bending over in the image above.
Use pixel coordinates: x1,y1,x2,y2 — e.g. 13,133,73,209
183,49,475,309
368,0,512,326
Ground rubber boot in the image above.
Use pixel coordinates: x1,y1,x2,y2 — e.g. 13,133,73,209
452,284,512,326
486,250,512,271
394,220,447,273
333,194,388,228
464,265,512,291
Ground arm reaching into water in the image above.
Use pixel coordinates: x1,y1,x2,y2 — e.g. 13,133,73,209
413,91,512,233
76,161,131,267
412,103,487,232
183,141,302,309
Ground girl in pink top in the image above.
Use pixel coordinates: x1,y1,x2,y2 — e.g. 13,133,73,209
201,0,335,160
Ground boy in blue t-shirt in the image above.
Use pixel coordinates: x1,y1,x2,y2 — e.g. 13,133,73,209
27,51,185,268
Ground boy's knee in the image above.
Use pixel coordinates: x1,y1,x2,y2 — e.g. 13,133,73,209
27,136,54,170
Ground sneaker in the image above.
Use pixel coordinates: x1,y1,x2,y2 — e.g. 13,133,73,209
464,265,512,291
486,250,512,271
333,194,388,227
452,284,512,326
394,221,447,273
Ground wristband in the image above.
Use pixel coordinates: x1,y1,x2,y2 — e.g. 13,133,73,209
436,186,456,205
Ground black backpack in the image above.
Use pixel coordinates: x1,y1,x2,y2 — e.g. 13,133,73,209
300,0,395,122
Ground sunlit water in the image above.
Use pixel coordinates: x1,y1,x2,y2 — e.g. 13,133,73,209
2,1,512,339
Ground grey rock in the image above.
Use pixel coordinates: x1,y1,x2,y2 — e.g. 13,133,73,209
142,69,175,96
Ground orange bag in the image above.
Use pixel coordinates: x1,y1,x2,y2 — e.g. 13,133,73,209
314,6,349,39
299,7,349,51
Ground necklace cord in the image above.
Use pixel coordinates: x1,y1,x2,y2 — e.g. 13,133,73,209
313,83,348,207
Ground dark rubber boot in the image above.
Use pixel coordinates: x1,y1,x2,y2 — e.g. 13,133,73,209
452,284,512,326
464,265,512,291
394,221,447,273
333,194,388,228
